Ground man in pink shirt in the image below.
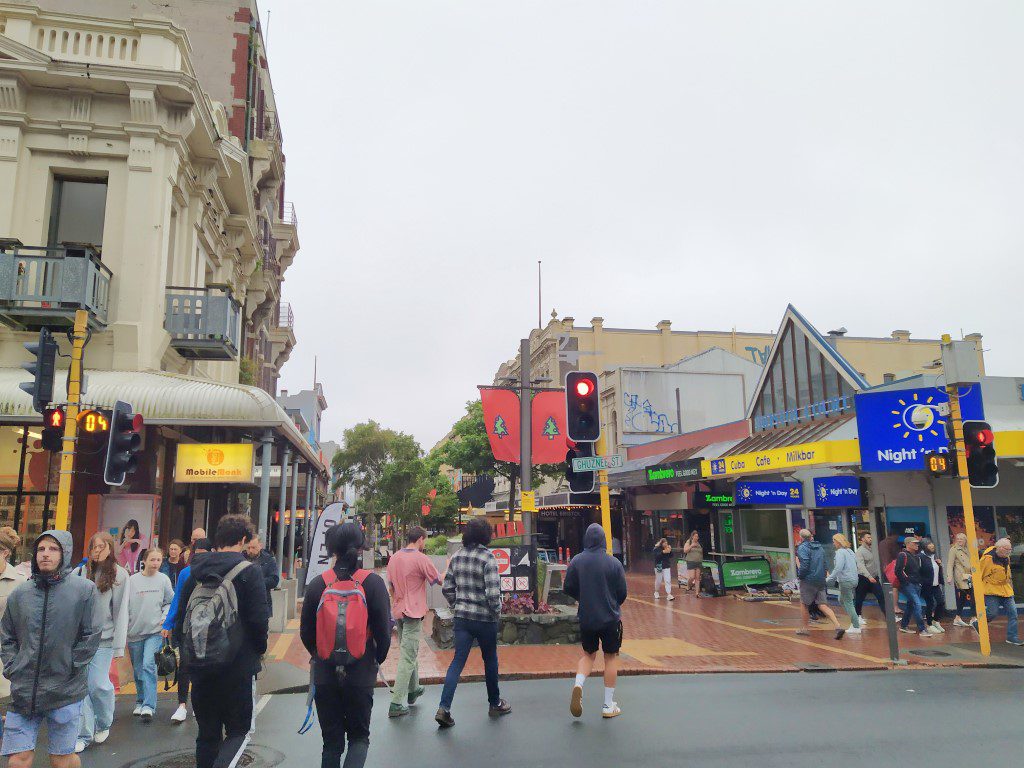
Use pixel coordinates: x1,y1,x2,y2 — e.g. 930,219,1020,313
386,526,441,718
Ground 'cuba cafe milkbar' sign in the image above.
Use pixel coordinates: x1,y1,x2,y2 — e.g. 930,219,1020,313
175,443,255,483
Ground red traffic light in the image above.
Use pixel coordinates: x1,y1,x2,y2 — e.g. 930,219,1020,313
44,408,63,428
574,379,594,397
976,429,994,446
131,413,144,432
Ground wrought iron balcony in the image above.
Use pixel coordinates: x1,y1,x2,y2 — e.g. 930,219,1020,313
165,285,241,361
275,301,294,329
0,242,112,329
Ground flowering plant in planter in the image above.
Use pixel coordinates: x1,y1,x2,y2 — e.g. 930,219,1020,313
501,594,553,615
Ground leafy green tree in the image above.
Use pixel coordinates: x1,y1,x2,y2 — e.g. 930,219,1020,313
433,399,562,519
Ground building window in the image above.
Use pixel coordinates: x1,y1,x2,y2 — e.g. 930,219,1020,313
48,178,108,249
740,508,789,549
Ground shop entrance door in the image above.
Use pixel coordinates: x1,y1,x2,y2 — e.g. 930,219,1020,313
811,510,844,574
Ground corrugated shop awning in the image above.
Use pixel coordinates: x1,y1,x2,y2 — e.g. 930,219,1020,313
0,367,324,471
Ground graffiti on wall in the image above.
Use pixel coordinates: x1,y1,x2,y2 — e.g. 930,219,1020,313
744,345,771,365
623,392,678,434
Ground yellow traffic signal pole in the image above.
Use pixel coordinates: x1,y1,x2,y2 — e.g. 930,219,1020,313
946,382,990,655
595,433,613,554
53,309,88,531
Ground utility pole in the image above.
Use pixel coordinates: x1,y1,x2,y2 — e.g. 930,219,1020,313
595,432,613,554
941,333,990,656
54,309,88,531
519,338,540,605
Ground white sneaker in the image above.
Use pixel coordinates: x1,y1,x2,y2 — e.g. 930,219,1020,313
930,622,945,634
919,631,934,638
140,706,154,722
74,741,87,754
857,616,866,626
898,626,916,634
953,616,969,627
171,704,188,723
927,624,943,634
132,704,144,717
846,626,862,635
666,594,675,601
602,702,622,719
653,594,659,600
94,729,110,744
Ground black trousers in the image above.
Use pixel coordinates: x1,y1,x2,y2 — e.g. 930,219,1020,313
191,669,255,768
854,576,886,616
314,684,373,768
921,583,946,624
178,663,191,705
955,587,974,618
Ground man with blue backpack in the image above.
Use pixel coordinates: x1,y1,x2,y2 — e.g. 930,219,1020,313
300,522,391,768
174,515,269,768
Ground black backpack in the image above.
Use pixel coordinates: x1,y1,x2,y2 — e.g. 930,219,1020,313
182,561,251,672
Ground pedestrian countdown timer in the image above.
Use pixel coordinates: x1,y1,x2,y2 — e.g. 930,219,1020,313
927,452,951,477
78,409,110,433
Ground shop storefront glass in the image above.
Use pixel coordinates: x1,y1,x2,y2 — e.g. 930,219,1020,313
948,505,1024,603
0,426,58,549
737,508,792,580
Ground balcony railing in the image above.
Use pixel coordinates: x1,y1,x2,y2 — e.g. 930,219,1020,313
0,242,111,329
275,301,294,329
165,285,241,361
282,201,297,227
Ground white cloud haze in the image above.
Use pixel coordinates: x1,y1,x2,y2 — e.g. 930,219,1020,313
270,1,1024,449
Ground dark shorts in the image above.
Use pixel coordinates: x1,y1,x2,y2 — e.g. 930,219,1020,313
581,621,623,655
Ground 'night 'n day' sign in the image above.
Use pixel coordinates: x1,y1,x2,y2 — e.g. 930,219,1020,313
812,476,865,508
855,386,984,472
735,481,802,506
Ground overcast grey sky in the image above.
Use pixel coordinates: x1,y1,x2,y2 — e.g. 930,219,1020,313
271,2,1024,450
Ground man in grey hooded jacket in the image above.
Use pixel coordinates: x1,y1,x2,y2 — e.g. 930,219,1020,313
0,530,99,768
563,523,628,720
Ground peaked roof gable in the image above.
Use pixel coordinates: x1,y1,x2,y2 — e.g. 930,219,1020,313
745,304,869,420
0,33,52,65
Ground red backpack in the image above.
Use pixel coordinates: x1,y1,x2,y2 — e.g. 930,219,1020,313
315,569,371,681
884,558,899,589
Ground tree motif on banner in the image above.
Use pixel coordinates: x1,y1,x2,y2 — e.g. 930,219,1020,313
493,415,509,438
541,416,559,440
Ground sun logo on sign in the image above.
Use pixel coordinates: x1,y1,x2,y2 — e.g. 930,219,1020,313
739,486,752,501
817,485,829,502
891,392,945,443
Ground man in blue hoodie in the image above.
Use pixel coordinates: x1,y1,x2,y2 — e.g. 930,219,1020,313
795,528,844,640
563,523,628,720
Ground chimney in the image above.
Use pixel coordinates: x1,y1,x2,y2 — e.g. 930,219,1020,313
891,330,911,342
279,389,288,397
591,317,604,330
656,320,672,332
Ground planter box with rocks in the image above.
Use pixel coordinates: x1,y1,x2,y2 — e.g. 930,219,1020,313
431,606,580,650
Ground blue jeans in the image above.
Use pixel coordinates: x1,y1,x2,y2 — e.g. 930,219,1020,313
128,634,162,711
984,595,1019,643
79,646,116,743
899,583,926,631
439,618,500,711
1,701,82,756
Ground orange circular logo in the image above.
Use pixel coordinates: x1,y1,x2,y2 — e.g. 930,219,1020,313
207,448,225,466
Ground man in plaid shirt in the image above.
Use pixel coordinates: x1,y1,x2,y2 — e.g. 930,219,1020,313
435,519,511,728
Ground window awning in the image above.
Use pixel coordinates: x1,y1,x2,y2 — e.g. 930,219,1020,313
0,368,324,472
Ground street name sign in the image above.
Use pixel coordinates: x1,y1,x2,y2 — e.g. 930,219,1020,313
571,453,624,472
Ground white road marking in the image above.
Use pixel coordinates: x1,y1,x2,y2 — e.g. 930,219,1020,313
256,694,272,717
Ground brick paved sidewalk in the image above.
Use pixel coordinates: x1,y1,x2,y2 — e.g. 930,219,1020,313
264,572,1024,688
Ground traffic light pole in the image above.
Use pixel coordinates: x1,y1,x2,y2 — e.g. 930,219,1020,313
595,433,613,554
947,383,991,656
54,309,88,531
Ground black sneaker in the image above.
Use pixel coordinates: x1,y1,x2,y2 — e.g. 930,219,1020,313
488,699,512,717
1006,639,1024,647
834,628,845,640
408,687,426,706
435,708,455,729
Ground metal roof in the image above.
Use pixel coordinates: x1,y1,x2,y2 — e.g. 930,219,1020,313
721,413,856,456
0,368,324,471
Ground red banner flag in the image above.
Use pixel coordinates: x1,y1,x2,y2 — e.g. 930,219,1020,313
480,387,520,463
531,390,569,464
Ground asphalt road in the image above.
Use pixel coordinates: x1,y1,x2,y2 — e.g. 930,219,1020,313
71,668,1021,768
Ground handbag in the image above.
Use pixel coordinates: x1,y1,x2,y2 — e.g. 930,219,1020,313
154,639,178,691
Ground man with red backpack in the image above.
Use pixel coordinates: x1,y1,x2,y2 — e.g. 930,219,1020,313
300,522,392,768
173,514,270,768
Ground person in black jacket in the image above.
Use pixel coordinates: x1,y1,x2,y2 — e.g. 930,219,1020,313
174,514,270,768
246,534,280,616
895,537,929,637
300,522,391,768
564,524,627,720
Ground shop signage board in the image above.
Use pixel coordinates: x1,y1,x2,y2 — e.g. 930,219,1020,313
571,453,624,472
693,490,734,508
721,558,773,588
703,440,859,478
521,491,537,512
855,386,984,472
812,476,865,507
645,458,703,484
735,481,802,506
175,443,254,483
490,546,534,594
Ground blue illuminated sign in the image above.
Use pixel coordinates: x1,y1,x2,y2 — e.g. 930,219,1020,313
812,476,864,508
855,386,984,472
735,481,803,506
